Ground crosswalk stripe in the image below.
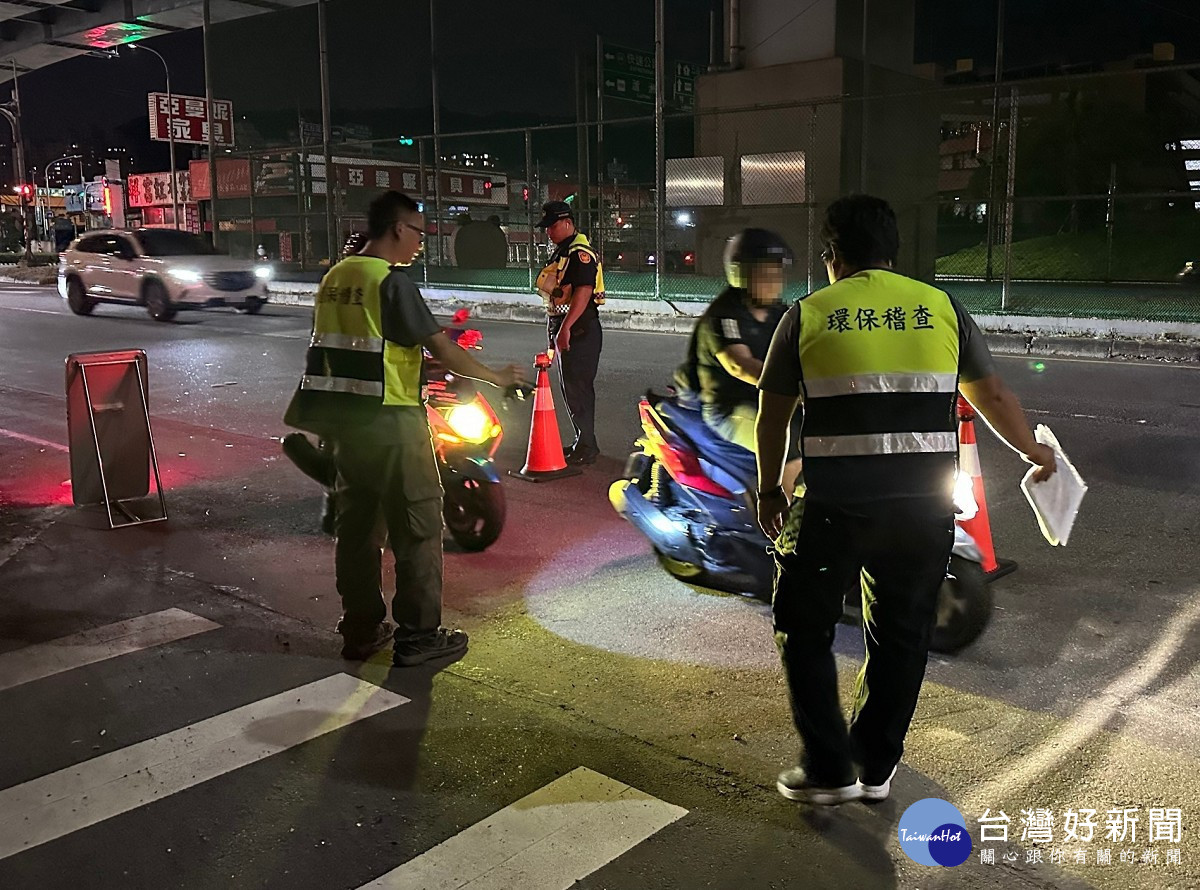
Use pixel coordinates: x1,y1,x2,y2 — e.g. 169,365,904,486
0,608,221,693
359,766,687,890
0,672,409,860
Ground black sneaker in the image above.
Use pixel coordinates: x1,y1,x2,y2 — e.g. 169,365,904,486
337,619,393,661
776,767,864,806
566,446,599,466
393,627,469,667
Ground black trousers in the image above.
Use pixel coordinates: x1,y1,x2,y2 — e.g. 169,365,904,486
548,312,603,453
772,497,954,787
331,408,444,643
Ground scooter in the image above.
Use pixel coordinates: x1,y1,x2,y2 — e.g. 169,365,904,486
283,311,513,552
608,393,993,654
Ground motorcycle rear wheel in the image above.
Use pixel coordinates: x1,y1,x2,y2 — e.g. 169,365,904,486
930,555,992,653
443,477,506,551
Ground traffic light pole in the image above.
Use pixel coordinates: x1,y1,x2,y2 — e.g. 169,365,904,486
0,107,30,263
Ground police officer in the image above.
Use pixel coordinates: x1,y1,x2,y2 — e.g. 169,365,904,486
755,195,1056,805
535,200,605,465
285,190,525,665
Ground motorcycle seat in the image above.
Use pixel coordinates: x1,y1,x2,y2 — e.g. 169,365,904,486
656,400,757,484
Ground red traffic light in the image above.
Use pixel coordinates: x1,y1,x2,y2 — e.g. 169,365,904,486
12,184,32,198
483,179,493,190
521,186,529,203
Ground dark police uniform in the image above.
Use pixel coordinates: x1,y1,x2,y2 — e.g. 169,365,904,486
285,256,446,649
537,208,605,459
759,268,994,789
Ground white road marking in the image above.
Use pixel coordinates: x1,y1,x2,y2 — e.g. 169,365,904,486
359,766,687,890
0,426,69,453
0,608,219,693
0,305,61,315
0,672,408,860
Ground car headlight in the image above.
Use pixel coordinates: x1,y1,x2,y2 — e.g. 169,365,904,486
167,268,202,283
446,403,491,443
254,265,272,280
953,469,978,520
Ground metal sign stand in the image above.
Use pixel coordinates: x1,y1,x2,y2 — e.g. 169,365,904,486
66,350,167,529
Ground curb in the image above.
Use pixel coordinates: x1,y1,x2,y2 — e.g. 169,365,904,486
265,282,1200,364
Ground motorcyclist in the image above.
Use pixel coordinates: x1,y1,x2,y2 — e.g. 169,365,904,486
675,228,803,494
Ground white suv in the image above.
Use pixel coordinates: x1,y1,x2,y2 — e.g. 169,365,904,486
58,228,271,322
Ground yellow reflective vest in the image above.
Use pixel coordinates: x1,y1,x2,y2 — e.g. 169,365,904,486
294,256,425,428
536,232,606,314
797,269,961,504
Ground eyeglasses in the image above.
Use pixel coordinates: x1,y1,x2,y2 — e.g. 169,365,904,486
401,222,426,240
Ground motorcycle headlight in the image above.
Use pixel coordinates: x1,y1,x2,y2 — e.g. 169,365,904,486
953,469,978,520
446,403,491,443
254,265,273,280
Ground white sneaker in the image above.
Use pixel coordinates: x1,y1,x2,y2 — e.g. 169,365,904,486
857,766,898,802
777,767,864,806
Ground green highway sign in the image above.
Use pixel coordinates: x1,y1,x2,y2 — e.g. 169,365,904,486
674,61,700,111
603,43,654,105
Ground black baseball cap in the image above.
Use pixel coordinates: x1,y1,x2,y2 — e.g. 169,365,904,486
535,200,574,229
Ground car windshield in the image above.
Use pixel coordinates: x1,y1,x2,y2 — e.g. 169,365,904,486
135,230,218,257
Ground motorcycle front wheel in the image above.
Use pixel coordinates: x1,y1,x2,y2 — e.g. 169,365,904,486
443,477,506,551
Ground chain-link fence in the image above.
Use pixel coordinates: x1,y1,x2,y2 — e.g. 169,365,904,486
203,60,1200,324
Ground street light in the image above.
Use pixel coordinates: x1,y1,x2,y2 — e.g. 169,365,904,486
43,153,81,242
130,43,180,229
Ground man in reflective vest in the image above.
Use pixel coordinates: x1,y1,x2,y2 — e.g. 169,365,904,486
285,190,525,665
535,200,605,465
755,195,1057,805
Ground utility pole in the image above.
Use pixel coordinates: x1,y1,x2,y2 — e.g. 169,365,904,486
984,0,1006,281
318,0,336,264
429,0,444,266
133,45,180,229
654,0,665,303
203,0,220,249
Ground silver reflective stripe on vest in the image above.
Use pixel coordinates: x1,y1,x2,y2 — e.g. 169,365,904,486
804,372,958,399
299,375,384,397
310,332,384,352
803,431,958,457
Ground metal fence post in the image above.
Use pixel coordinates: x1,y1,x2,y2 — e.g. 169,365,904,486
1001,86,1019,312
525,128,534,293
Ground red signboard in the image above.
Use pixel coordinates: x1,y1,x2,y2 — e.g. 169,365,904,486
148,92,234,147
189,158,251,200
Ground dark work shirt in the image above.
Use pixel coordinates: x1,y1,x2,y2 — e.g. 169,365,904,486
681,287,787,412
380,267,440,347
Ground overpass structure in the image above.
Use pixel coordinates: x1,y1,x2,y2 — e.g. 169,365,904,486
0,0,311,83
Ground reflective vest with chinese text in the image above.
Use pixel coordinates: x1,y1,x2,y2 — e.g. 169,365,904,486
298,256,424,426
797,269,961,505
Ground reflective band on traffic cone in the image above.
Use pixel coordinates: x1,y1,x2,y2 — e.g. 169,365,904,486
509,352,581,483
957,395,999,574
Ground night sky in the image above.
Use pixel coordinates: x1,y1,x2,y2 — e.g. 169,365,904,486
10,0,1200,176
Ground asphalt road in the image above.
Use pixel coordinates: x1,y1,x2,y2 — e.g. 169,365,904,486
0,283,1197,890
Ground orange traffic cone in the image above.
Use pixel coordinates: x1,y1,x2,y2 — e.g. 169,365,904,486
956,396,1016,579
509,352,582,483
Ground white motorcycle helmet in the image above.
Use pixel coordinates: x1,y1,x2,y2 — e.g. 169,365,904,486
723,228,793,289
